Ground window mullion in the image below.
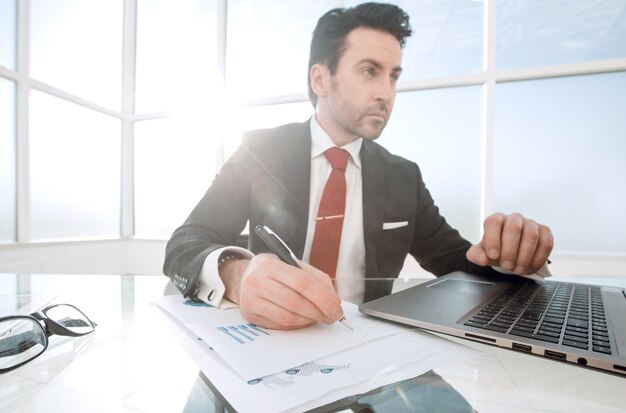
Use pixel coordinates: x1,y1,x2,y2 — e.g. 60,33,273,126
215,0,227,170
121,0,138,239
16,0,31,243
480,0,497,235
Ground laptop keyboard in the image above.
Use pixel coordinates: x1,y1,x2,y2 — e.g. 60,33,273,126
463,281,612,354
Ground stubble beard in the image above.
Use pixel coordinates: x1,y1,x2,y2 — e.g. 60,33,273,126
331,99,390,141
327,77,392,141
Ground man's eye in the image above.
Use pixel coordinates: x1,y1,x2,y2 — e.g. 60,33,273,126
364,68,375,77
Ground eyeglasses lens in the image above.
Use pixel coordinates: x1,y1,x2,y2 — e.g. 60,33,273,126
44,304,94,335
0,317,47,371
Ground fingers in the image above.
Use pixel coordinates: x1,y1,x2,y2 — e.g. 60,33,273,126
299,261,345,321
271,259,341,318
530,224,554,272
499,213,525,271
481,213,507,261
238,254,342,330
511,219,539,274
465,244,489,266
472,213,553,276
240,297,317,330
299,260,336,291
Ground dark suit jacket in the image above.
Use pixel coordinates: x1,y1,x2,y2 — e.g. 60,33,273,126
163,120,496,302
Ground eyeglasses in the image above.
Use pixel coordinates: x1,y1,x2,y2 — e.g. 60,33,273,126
0,303,96,373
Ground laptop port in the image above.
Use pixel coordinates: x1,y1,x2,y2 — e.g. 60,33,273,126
614,364,626,372
577,358,587,366
465,333,496,343
512,343,531,353
544,350,566,361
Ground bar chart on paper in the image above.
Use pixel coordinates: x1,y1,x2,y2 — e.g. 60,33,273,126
156,293,482,413
154,294,413,380
217,323,270,344
247,361,352,388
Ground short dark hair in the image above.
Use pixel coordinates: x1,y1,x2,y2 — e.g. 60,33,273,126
307,2,412,106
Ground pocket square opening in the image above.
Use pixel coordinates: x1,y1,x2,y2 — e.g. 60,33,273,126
382,221,408,230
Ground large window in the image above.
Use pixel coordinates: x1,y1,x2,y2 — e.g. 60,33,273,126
29,92,121,240
0,0,625,257
496,0,626,69
493,72,626,253
30,0,123,110
133,0,220,238
134,117,218,238
346,0,483,80
135,0,219,114
0,0,16,71
226,0,335,101
26,0,123,240
0,0,17,243
0,78,16,243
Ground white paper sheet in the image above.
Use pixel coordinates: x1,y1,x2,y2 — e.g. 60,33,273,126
155,294,411,380
156,305,480,413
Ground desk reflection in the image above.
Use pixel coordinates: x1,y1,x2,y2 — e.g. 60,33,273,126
1,273,625,413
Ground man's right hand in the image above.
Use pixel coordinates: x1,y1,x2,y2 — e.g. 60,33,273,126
221,253,344,330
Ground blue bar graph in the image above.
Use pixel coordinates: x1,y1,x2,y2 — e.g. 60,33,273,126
218,323,270,344
218,326,245,344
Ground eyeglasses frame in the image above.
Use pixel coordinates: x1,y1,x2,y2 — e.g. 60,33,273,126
0,303,96,374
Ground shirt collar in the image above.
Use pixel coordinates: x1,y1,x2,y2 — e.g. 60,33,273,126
310,115,363,169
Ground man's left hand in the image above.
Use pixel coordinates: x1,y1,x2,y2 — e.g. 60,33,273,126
466,213,553,275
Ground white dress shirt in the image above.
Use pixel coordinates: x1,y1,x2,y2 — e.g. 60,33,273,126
196,116,367,307
304,116,366,302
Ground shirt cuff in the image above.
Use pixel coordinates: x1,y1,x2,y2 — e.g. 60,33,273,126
493,262,552,283
197,246,255,308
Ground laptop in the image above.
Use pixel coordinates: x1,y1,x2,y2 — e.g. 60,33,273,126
359,271,626,376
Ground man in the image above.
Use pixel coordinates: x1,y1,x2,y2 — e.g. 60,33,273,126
164,3,553,331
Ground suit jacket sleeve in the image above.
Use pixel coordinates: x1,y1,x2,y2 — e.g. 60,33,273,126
162,134,254,297
162,122,311,297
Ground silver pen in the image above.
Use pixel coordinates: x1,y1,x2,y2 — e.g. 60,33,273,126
255,225,353,331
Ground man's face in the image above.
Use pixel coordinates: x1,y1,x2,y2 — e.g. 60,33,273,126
323,27,403,142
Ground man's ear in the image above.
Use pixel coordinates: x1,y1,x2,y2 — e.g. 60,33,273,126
310,63,329,98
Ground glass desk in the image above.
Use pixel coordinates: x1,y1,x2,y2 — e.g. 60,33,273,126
1,273,625,413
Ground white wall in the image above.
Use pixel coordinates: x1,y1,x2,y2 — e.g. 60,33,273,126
0,239,165,275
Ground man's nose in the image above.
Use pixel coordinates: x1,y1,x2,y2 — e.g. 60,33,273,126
373,77,394,103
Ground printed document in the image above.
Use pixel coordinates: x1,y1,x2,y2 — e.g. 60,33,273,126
157,304,480,413
155,294,411,380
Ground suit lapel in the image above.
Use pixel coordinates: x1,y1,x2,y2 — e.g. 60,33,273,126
360,141,386,278
280,122,311,258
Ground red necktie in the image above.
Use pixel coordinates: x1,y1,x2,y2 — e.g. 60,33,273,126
310,148,350,278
